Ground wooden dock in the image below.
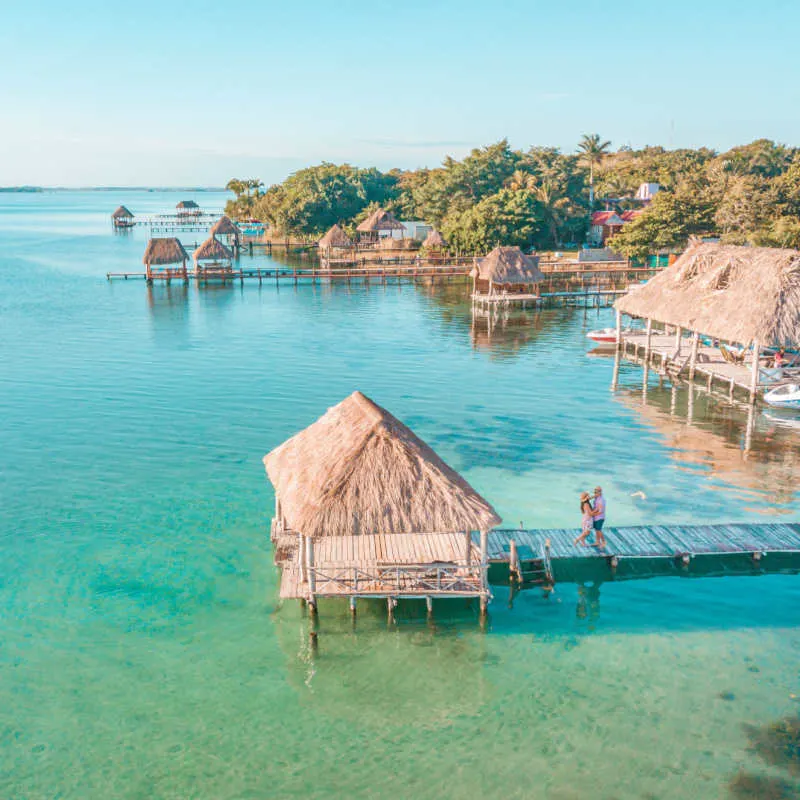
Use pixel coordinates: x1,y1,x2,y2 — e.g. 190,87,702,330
275,531,486,605
487,522,800,586
616,330,799,403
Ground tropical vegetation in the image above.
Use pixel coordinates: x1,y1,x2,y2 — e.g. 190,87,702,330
225,137,800,256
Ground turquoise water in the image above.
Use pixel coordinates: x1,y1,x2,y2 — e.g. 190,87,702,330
2,191,799,799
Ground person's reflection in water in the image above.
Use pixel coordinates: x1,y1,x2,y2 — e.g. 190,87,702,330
576,582,603,630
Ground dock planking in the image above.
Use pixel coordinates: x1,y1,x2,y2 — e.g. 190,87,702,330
487,522,800,565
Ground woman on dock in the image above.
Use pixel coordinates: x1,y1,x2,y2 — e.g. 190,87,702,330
574,492,595,547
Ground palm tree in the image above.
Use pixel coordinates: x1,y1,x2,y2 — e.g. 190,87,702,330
534,180,570,246
577,134,612,208
505,170,537,192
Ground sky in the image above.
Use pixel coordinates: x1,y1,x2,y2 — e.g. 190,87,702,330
1,0,799,187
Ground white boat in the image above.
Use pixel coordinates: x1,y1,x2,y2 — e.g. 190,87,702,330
763,383,800,409
586,328,631,345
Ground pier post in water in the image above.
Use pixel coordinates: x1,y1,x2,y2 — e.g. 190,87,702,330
689,332,700,379
305,535,317,613
479,529,489,616
644,318,653,362
749,338,760,403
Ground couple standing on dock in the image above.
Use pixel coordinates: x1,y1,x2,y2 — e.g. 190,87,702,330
575,487,607,549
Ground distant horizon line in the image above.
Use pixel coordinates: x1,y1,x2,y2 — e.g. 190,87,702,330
0,186,229,193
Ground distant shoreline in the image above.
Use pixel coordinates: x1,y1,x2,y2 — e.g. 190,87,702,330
0,186,228,193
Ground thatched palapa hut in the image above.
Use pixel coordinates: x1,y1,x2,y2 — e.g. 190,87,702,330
111,205,134,228
355,208,406,243
193,235,233,275
209,215,240,248
615,242,800,400
318,223,352,252
142,237,189,281
471,246,545,298
265,391,500,539
264,391,500,611
176,200,201,217
423,228,447,251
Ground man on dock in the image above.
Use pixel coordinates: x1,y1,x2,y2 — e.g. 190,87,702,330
593,486,607,548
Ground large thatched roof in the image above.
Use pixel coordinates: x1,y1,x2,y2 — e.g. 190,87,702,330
615,242,800,345
424,228,446,248
471,246,544,285
356,208,406,233
209,215,239,237
263,391,501,538
193,236,233,263
318,223,352,249
142,237,189,266
176,200,200,210
112,205,133,219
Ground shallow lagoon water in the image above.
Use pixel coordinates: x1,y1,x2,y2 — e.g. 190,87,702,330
1,191,799,799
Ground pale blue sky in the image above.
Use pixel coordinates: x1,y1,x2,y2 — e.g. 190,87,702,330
1,0,798,186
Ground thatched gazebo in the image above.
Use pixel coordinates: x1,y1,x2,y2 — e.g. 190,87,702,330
176,200,201,217
193,235,233,275
471,246,545,299
209,215,240,249
265,391,500,539
615,242,800,401
111,205,134,229
355,208,406,244
318,223,352,253
423,228,446,251
264,391,500,612
142,237,189,281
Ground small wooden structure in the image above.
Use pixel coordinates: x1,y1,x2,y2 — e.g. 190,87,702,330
176,200,201,217
589,211,625,245
317,223,352,254
209,215,240,250
614,242,800,403
423,228,447,254
355,208,406,244
471,246,545,308
111,205,134,229
142,237,189,282
264,391,500,616
193,235,234,279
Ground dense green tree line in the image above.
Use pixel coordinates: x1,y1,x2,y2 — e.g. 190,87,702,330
225,137,800,255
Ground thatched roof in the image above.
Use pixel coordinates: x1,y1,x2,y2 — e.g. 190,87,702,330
470,246,545,285
263,391,501,538
615,242,800,346
176,200,199,210
356,208,406,233
209,215,239,237
318,223,352,249
424,228,446,248
112,205,133,219
193,236,233,263
142,237,189,266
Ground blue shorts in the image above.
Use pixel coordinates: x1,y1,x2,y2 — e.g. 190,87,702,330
593,519,605,531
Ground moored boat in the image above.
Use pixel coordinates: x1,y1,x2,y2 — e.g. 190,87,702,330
587,327,629,344
763,383,800,409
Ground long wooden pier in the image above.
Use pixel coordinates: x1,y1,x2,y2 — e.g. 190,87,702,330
487,522,800,587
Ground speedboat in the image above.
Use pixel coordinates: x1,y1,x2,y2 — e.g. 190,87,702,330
763,383,800,409
587,328,628,345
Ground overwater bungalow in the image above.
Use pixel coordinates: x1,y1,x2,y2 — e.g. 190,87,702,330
209,215,240,249
142,237,189,282
614,242,800,402
193,235,234,278
471,246,545,308
355,208,406,244
111,205,134,229
264,390,501,614
176,200,201,217
317,223,352,253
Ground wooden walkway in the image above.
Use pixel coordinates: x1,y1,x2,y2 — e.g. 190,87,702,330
487,523,800,583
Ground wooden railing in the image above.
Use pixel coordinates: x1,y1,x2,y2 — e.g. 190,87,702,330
309,563,483,596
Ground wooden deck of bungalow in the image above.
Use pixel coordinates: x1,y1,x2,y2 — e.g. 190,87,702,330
616,330,799,402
